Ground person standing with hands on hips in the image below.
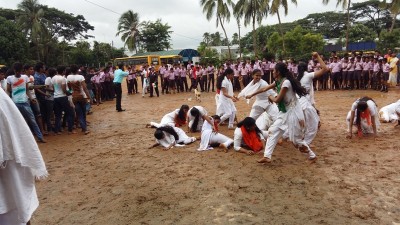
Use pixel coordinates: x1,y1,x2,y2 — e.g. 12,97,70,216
113,63,129,112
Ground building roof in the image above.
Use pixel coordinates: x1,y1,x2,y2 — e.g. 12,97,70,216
132,49,199,60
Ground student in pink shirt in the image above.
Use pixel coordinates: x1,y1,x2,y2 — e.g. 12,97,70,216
161,65,170,94
381,58,390,92
189,65,197,92
168,67,176,94
207,63,215,92
341,57,348,89
354,56,363,89
329,56,342,90
371,57,381,90
91,69,102,105
233,64,241,91
347,57,355,89
362,57,371,89
180,64,188,92
173,65,181,93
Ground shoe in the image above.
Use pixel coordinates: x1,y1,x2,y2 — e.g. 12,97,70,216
117,109,126,112
38,139,47,143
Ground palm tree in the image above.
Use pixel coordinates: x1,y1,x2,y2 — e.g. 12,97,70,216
233,13,242,58
116,10,141,53
203,32,212,46
200,0,234,59
17,0,46,61
381,0,400,32
234,0,269,57
269,0,297,57
322,0,351,50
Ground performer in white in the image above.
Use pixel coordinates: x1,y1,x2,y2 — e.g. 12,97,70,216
239,69,279,122
198,115,233,152
148,126,197,150
146,105,189,128
346,97,380,138
188,106,215,132
0,88,48,225
247,63,316,163
216,68,238,129
379,100,400,124
296,52,328,148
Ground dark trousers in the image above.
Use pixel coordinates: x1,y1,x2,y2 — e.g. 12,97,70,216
242,75,250,87
189,78,197,91
200,75,207,91
162,78,169,94
54,96,74,132
262,70,269,82
175,78,181,93
44,100,54,132
208,74,215,91
181,77,188,92
133,78,138,93
114,83,122,110
233,76,241,91
74,100,87,131
150,82,159,97
127,79,134,94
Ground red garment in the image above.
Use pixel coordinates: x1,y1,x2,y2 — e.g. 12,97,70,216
240,126,263,152
357,108,371,137
192,67,197,79
216,89,220,94
213,120,219,132
175,113,187,127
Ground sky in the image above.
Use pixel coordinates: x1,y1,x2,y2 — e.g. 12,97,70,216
0,0,365,53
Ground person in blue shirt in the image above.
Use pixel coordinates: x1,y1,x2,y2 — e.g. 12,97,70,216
113,63,129,112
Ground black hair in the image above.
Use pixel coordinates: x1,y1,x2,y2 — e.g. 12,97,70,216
5,69,14,77
178,104,189,122
23,64,32,71
275,63,307,97
237,117,262,135
70,64,79,74
48,68,56,77
118,63,124,69
211,115,220,120
154,126,179,140
355,97,375,129
0,67,8,74
57,65,66,74
34,62,44,72
13,62,23,72
296,62,308,82
252,69,262,76
217,68,234,90
65,67,71,76
190,107,200,132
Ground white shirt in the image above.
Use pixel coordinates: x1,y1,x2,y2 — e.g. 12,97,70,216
66,74,87,98
51,75,67,98
300,72,315,105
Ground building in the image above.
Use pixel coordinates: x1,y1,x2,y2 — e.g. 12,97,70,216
132,49,200,63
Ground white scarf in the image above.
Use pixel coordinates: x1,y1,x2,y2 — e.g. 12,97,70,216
238,79,262,104
0,88,48,179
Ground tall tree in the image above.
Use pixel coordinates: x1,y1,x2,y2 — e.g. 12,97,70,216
203,32,212,46
231,33,239,45
269,0,297,57
323,0,351,50
0,16,29,66
296,12,348,38
233,11,242,58
381,0,400,32
17,0,46,61
116,10,141,52
140,19,172,52
234,0,269,56
200,0,234,59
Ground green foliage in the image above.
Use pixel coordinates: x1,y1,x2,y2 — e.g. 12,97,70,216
0,16,29,66
346,24,377,42
266,26,325,60
377,28,400,51
140,19,172,52
197,42,221,65
296,12,348,38
116,10,141,52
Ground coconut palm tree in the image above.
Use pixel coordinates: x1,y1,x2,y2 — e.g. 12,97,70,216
116,10,141,53
381,0,400,32
234,0,269,56
17,0,46,61
269,0,297,57
322,0,351,50
200,0,234,59
233,12,242,58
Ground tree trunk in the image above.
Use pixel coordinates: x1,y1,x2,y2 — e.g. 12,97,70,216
252,14,257,57
277,11,286,57
390,12,398,32
238,20,242,59
218,15,232,59
345,0,351,51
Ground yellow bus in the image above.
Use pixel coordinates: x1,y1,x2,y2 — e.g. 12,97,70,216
114,55,161,71
160,55,183,65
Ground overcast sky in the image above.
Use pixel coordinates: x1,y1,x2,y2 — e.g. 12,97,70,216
1,0,364,53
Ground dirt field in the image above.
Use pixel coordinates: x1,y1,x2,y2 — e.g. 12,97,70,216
32,84,400,225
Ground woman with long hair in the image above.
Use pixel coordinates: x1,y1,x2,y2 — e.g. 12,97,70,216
148,126,196,150
216,68,238,129
234,117,267,155
239,69,279,122
296,52,328,148
346,97,380,138
147,104,189,128
247,63,316,163
188,106,215,132
198,115,233,152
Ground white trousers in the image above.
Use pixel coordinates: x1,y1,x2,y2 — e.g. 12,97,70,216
264,117,316,159
142,78,148,96
220,111,236,127
209,133,233,147
303,107,319,145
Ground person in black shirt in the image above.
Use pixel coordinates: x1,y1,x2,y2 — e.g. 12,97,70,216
149,67,159,97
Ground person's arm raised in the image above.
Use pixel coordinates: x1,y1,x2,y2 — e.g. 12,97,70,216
246,83,276,99
268,86,287,104
313,52,328,78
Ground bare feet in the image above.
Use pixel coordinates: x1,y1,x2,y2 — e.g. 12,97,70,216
257,157,271,163
277,138,283,145
68,131,77,135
